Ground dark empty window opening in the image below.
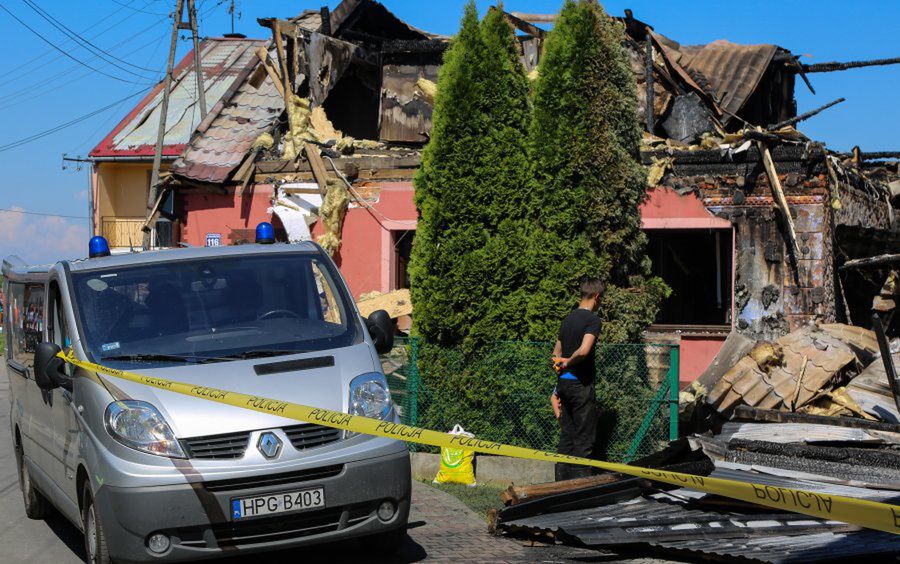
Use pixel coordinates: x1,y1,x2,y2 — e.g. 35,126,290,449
647,228,733,327
322,64,380,141
394,230,414,289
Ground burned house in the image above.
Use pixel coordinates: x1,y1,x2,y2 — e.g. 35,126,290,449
89,2,900,384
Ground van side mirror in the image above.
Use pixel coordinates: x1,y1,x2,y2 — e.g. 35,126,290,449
366,310,394,355
34,342,65,391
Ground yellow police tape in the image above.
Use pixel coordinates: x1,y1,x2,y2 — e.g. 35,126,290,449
58,350,900,535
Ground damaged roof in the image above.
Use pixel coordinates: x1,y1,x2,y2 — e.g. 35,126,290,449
667,39,782,120
91,38,267,158
170,48,282,184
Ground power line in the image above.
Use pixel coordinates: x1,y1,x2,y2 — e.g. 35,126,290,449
68,25,170,154
0,1,153,84
0,208,86,220
21,0,161,77
0,87,151,153
0,0,163,95
0,20,166,110
108,0,168,16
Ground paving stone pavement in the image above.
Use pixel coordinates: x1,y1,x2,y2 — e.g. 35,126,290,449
285,480,678,563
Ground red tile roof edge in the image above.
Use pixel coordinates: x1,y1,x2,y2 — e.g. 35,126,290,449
88,37,264,158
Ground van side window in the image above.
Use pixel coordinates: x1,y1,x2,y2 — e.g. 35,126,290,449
9,282,44,370
48,283,72,376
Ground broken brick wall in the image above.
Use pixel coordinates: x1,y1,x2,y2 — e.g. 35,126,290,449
654,148,837,342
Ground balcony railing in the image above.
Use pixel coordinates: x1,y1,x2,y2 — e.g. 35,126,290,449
101,217,144,248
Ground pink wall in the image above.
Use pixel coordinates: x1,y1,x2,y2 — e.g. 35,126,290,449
177,182,732,385
679,335,728,386
311,182,417,299
179,182,417,300
642,187,734,386
180,185,276,247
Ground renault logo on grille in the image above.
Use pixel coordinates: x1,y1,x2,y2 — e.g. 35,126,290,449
257,432,282,460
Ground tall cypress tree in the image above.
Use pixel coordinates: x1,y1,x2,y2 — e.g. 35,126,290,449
409,4,533,346
526,0,667,342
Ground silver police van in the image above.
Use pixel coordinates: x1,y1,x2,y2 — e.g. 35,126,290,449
3,226,410,563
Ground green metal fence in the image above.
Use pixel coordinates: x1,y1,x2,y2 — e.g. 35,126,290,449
380,337,679,463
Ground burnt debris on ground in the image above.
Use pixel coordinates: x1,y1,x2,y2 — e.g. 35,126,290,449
494,322,900,563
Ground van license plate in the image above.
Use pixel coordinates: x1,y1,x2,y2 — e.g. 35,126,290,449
231,487,325,520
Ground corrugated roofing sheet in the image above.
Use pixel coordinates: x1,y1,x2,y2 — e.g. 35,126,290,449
679,40,780,119
503,487,900,563
90,38,265,157
718,421,900,445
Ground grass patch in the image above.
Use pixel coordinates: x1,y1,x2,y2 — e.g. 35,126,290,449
420,479,505,521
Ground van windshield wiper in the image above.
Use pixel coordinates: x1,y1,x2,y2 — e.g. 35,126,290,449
100,353,224,364
213,349,301,360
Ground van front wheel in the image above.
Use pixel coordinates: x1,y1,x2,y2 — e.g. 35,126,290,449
82,482,112,564
16,440,50,519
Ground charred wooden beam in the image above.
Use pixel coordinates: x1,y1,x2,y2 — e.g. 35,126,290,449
509,12,556,23
319,6,331,36
500,9,547,38
380,38,448,54
802,56,900,73
644,33,655,134
767,97,845,130
742,129,782,144
859,151,900,160
732,404,900,431
871,313,900,414
839,253,900,271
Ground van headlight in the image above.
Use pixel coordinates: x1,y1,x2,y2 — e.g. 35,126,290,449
105,401,185,458
346,373,393,439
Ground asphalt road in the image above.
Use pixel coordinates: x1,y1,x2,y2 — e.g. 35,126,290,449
0,371,86,563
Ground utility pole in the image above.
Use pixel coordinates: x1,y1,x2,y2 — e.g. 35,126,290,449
228,0,238,35
143,0,206,250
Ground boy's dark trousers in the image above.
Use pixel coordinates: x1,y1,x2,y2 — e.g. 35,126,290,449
555,378,598,481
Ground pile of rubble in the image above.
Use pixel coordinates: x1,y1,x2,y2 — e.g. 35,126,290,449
493,323,900,563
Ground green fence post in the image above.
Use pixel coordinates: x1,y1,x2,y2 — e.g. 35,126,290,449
668,345,679,441
408,337,420,428
405,337,421,453
623,379,669,463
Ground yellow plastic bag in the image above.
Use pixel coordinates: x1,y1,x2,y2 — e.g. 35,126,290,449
433,424,476,486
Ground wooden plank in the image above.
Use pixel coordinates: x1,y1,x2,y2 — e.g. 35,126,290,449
756,137,800,258
358,168,417,180
509,12,557,23
304,142,330,196
356,289,412,319
501,10,546,38
500,473,621,506
256,155,422,174
255,168,417,183
272,20,291,100
255,47,285,98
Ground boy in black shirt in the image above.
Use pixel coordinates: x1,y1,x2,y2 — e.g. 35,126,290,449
552,278,603,480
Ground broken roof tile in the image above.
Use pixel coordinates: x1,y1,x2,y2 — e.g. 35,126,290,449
170,46,283,185
91,38,265,158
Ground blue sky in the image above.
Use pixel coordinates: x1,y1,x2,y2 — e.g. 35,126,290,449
0,0,897,265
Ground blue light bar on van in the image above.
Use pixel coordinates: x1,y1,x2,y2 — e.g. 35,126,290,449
88,236,111,258
256,222,275,244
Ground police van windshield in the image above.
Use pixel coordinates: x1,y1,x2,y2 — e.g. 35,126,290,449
72,253,360,367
